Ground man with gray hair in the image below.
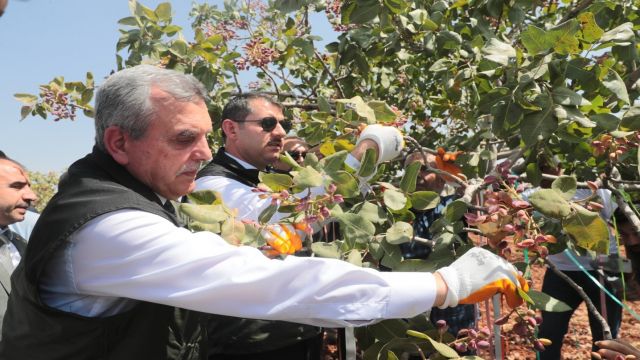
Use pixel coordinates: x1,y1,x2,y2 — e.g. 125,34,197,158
0,65,526,360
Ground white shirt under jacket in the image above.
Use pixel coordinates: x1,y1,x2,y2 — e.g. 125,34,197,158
39,203,437,328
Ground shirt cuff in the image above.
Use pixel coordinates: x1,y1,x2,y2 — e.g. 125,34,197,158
344,154,361,172
378,271,437,318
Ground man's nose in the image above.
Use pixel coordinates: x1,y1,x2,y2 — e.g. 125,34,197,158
194,135,212,161
24,186,38,202
272,121,287,136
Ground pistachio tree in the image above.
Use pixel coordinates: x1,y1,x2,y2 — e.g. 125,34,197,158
14,0,640,358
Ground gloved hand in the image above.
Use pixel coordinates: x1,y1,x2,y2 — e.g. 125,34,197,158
436,247,528,309
356,124,404,164
260,224,304,256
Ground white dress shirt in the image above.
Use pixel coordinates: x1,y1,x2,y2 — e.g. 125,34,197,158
39,208,437,327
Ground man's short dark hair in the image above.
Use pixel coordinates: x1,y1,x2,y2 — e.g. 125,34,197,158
221,93,283,140
0,150,6,159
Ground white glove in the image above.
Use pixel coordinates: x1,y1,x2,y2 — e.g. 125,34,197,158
356,124,404,164
436,247,528,309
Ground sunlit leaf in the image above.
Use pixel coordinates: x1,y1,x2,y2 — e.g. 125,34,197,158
527,289,572,312
410,191,440,211
399,161,421,193
529,189,572,219
383,189,407,211
551,175,577,200
563,206,610,254
386,221,413,245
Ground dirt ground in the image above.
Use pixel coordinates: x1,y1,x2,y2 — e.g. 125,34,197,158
503,263,640,360
323,261,640,360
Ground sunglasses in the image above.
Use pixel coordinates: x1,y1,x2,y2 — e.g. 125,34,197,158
238,116,292,133
287,150,307,159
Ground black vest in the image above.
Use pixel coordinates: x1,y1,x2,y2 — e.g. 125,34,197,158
0,147,179,360
196,148,321,355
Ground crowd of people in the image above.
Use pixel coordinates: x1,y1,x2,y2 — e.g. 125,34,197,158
1,64,639,360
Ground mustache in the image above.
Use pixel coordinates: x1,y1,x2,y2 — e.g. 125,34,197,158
177,161,207,175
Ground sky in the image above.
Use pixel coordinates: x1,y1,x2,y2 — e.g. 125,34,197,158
0,0,333,173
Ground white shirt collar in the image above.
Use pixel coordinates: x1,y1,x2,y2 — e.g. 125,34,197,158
225,152,258,170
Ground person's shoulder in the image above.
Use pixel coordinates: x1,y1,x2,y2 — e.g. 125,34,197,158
194,175,250,190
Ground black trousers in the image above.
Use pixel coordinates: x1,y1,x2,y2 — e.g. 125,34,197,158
209,333,324,360
538,269,622,360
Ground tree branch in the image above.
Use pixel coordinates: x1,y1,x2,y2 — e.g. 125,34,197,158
314,50,344,98
544,258,612,340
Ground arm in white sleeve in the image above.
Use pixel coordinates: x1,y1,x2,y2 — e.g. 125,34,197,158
68,210,437,327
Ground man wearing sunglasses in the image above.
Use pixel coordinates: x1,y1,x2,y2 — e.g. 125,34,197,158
194,94,423,359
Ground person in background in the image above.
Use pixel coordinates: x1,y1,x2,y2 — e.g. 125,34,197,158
0,155,38,338
401,152,477,345
273,136,309,171
615,209,640,288
0,65,527,360
522,173,623,358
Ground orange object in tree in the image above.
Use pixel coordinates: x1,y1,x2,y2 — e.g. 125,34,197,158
435,147,464,181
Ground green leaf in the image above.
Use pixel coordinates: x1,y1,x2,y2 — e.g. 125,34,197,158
20,105,33,120
526,163,542,187
443,200,468,223
311,242,341,259
592,113,620,131
336,96,376,123
520,25,552,55
521,101,557,147
527,289,572,312
406,331,458,358
155,3,171,21
383,0,407,14
529,189,572,219
552,86,591,106
118,16,139,26
187,190,222,205
600,22,635,45
368,100,397,123
577,12,603,43
370,319,410,342
549,19,580,55
399,161,421,193
563,206,610,254
321,150,349,175
346,249,363,266
293,166,324,188
603,69,630,104
554,106,595,128
258,204,278,224
551,175,577,200
358,201,388,224
358,148,377,178
620,107,640,131
178,203,228,223
275,0,310,13
386,221,413,245
383,189,408,211
336,213,376,244
14,93,38,105
341,0,380,24
410,191,440,211
481,38,515,66
259,173,293,192
189,221,221,233
170,39,188,57
330,171,360,198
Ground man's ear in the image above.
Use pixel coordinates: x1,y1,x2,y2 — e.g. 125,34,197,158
103,127,129,165
221,119,238,140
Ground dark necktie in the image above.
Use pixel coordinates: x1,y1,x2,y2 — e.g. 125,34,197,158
163,200,177,216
